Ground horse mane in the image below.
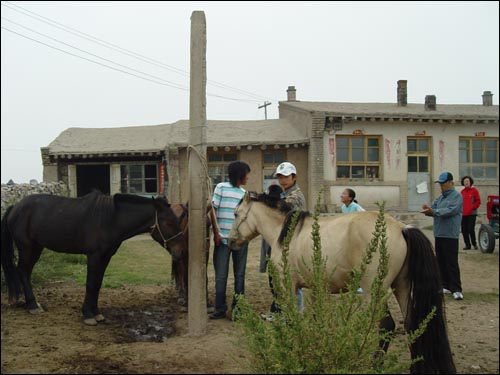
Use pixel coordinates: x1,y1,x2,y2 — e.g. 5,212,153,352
78,191,159,226
113,193,154,205
250,192,310,246
79,190,115,226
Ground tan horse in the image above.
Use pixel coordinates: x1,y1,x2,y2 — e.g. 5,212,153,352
228,192,456,374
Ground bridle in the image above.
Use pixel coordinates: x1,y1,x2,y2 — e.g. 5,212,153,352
150,209,185,249
231,199,253,240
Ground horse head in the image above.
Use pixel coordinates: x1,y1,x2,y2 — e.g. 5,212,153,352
228,191,282,250
151,196,187,261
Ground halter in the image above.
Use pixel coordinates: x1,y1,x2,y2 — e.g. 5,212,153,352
231,200,253,240
150,209,184,249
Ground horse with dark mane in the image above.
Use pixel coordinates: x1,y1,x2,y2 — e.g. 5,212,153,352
228,192,456,374
170,203,212,311
1,190,186,325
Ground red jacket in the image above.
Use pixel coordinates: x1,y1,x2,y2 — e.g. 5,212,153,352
461,186,481,216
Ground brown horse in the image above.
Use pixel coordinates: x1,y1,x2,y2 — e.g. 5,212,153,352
170,203,212,310
1,191,187,325
228,192,456,374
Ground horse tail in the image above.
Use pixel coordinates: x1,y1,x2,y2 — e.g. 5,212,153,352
1,205,22,304
402,227,456,374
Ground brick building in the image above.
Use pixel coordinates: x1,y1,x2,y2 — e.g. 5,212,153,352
42,81,498,213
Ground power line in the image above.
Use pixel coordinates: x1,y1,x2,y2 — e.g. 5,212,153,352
1,25,262,104
2,1,277,103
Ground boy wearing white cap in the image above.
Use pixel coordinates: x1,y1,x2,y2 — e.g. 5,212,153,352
261,162,306,320
275,162,306,210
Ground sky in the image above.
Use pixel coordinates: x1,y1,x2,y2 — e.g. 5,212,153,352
1,1,499,183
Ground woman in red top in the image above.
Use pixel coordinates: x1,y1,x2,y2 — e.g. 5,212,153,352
460,176,481,250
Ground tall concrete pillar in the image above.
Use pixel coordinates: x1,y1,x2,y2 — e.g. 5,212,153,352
188,10,208,335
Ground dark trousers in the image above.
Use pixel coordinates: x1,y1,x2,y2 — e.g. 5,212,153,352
213,241,248,313
461,215,477,248
435,237,462,293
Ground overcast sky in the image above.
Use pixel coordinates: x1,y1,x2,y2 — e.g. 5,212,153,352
1,1,499,183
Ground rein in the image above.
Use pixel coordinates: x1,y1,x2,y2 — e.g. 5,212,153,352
150,209,184,249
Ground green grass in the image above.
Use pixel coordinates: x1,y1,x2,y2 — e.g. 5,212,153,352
1,237,174,290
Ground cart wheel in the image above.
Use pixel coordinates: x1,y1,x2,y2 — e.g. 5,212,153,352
478,224,496,253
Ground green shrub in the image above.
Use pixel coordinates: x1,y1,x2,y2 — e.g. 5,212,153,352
235,193,427,374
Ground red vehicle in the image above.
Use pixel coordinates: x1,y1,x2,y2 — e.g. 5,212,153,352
478,195,499,253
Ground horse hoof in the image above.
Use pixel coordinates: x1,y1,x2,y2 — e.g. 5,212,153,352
29,303,44,314
83,318,98,326
94,314,105,322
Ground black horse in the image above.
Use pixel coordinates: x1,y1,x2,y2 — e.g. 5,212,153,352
1,191,187,325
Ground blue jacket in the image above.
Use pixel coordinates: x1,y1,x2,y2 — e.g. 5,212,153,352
430,187,463,239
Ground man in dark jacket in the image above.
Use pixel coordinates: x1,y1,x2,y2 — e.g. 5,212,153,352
421,171,464,300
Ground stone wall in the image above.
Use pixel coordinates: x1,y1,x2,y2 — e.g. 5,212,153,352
1,181,68,215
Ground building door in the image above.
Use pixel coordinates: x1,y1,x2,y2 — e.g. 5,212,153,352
76,164,110,197
407,137,431,211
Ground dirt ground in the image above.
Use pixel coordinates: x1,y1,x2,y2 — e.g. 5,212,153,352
1,228,499,374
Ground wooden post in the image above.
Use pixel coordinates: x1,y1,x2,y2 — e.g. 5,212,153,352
188,10,207,335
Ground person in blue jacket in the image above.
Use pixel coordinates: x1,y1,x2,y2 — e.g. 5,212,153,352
421,171,464,300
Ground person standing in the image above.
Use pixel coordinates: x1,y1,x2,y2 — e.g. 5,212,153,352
339,188,365,293
460,176,481,250
261,162,307,320
210,161,251,319
421,171,464,300
340,188,365,213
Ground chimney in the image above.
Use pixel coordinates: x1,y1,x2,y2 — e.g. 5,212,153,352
287,86,297,101
397,80,407,107
482,91,493,106
425,95,436,111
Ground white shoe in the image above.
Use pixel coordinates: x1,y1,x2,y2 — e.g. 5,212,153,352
453,292,464,300
442,288,452,294
260,313,275,322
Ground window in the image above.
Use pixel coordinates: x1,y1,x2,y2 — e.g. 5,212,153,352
407,138,430,172
336,136,381,179
120,164,158,194
208,151,238,186
262,150,286,191
459,137,498,179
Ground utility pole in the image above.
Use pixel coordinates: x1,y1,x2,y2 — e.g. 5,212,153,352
188,10,207,336
258,101,272,120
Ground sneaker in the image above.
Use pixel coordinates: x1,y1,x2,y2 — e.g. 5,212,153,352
442,288,452,294
453,292,464,300
209,310,226,320
463,246,471,250
260,312,275,322
356,287,364,294
206,303,215,314
473,245,478,250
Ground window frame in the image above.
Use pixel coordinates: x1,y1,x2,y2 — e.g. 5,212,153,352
120,163,159,195
459,137,498,180
207,150,239,186
336,135,382,180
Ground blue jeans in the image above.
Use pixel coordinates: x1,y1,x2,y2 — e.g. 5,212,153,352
213,241,249,313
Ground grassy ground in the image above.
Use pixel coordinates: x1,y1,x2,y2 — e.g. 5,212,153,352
1,235,173,290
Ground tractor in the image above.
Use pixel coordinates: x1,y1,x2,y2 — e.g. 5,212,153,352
478,195,499,253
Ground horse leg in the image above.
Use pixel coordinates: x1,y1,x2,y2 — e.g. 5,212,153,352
174,257,188,310
82,251,113,325
378,305,396,353
16,242,44,314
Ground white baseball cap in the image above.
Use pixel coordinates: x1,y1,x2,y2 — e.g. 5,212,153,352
275,162,297,177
